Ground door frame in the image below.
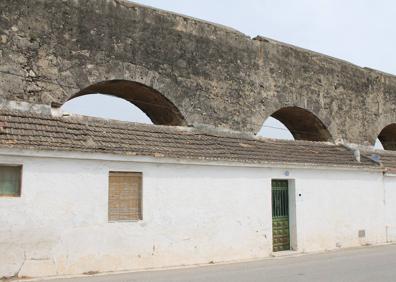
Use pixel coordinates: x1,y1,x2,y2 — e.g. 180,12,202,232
271,179,297,252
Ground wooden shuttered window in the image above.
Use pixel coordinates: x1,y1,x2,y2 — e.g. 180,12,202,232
0,165,22,197
108,172,142,222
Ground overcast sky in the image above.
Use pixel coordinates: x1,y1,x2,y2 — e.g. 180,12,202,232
63,0,395,143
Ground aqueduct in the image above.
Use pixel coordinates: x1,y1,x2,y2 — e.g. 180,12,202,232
1,0,396,148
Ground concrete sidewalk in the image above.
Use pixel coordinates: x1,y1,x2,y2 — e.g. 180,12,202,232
35,244,396,282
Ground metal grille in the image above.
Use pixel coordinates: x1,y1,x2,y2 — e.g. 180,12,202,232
272,180,290,252
272,180,289,218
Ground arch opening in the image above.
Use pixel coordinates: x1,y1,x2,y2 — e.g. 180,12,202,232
62,94,153,124
377,124,396,151
374,138,384,150
63,80,186,126
260,107,332,142
258,117,294,140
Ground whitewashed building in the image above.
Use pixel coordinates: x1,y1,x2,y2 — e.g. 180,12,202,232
1,110,396,279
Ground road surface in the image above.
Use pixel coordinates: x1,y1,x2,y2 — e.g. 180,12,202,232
41,244,396,282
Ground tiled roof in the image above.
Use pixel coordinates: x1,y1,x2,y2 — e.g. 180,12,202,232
0,111,380,169
361,149,396,171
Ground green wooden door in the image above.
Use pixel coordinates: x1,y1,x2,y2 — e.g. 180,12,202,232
272,180,290,252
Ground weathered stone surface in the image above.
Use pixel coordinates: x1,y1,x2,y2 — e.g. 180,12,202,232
0,0,395,146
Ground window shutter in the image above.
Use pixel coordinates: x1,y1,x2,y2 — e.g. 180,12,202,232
108,172,142,221
0,165,22,197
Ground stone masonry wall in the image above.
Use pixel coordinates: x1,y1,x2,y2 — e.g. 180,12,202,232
1,0,396,145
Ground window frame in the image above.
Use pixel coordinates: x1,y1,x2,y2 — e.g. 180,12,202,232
108,171,143,222
0,164,23,198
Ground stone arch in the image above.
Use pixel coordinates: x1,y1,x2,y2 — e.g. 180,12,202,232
65,80,187,126
377,124,396,151
265,106,333,142
2,0,396,145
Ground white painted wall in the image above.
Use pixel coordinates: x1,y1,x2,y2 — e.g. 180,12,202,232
293,171,386,251
0,151,391,278
384,175,396,242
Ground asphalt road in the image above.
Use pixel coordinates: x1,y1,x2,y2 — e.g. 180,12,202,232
40,244,396,282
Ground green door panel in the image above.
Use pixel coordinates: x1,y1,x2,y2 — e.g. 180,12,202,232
272,180,290,252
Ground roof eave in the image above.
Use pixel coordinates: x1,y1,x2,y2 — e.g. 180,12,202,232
0,147,383,173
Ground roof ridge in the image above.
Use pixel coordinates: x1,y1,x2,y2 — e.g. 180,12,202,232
0,110,383,169
1,109,350,146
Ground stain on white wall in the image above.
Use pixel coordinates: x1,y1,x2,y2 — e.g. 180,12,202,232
0,151,392,278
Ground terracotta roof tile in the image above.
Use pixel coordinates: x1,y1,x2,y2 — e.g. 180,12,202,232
361,149,396,170
0,111,381,169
